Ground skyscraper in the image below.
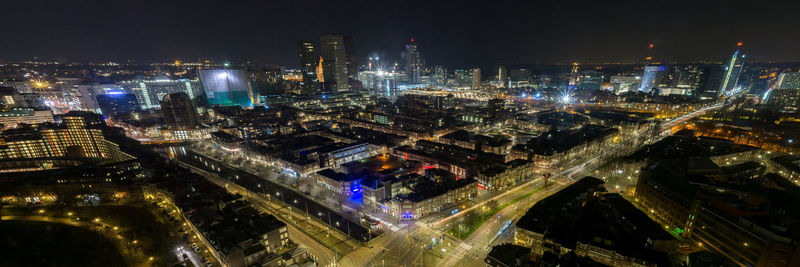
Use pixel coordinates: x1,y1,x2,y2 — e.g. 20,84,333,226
455,69,472,88
344,36,356,80
404,39,422,83
320,34,350,92
160,92,199,130
639,65,664,93
298,40,317,94
568,63,580,90
197,69,254,108
497,66,508,88
717,44,746,98
433,66,447,87
472,68,481,89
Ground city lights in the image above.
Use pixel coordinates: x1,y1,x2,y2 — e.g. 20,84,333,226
1,3,798,267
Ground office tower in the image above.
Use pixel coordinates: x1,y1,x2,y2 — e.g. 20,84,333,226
96,93,140,116
577,70,605,90
433,66,447,87
298,40,317,93
498,66,508,88
119,78,203,110
160,92,199,129
765,72,800,110
344,36,356,80
639,65,664,93
610,76,641,94
717,44,746,98
658,65,706,96
197,69,254,108
472,68,481,89
568,63,580,89
455,69,472,88
320,34,350,92
404,39,422,83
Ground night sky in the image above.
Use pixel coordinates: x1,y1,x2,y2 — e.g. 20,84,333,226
1,0,798,67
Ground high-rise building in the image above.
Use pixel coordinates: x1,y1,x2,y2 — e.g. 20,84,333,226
160,92,199,130
658,65,706,96
568,63,580,90
320,34,350,92
454,69,472,88
639,65,664,93
765,72,800,110
298,40,317,94
497,66,508,88
96,93,140,116
344,36,356,80
433,66,447,87
472,68,481,89
119,78,203,110
197,69,254,108
718,45,746,98
404,39,422,83
577,70,605,90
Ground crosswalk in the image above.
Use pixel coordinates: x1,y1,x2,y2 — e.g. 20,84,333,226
457,242,472,251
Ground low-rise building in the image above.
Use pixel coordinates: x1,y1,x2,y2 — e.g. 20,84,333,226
513,125,618,169
514,177,675,266
383,173,477,220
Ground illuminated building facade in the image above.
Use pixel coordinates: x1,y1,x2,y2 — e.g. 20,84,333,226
432,66,447,87
119,78,203,110
404,40,422,83
497,65,507,88
357,70,398,97
610,75,641,94
0,107,54,128
298,40,318,93
0,112,132,162
717,47,745,98
198,69,255,108
96,93,140,116
639,65,664,93
765,72,800,110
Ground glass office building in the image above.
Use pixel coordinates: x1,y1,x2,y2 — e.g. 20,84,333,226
197,69,254,108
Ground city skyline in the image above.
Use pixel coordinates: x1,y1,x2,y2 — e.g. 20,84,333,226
3,1,800,266
2,0,799,66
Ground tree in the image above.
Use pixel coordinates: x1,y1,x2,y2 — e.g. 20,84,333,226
486,200,499,211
